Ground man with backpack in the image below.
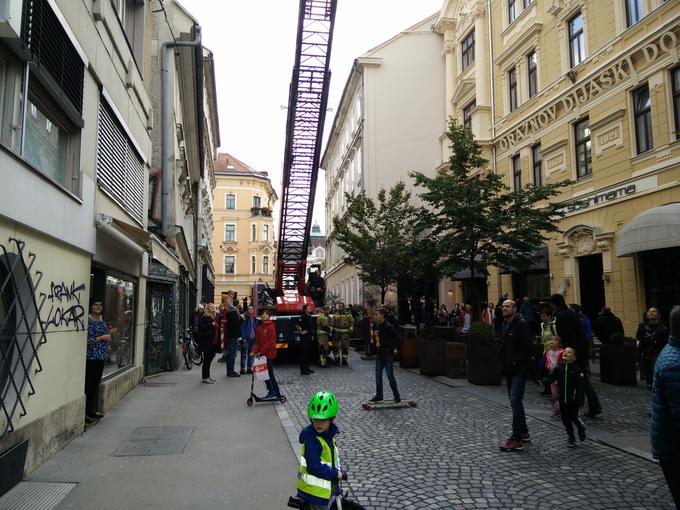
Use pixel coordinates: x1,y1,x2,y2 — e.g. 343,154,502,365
550,294,602,417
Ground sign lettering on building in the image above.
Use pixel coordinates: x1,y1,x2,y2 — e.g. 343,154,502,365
560,175,658,214
499,28,679,151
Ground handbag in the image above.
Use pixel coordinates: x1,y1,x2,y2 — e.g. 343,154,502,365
253,356,270,381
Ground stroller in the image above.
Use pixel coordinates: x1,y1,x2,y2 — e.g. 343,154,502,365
246,356,286,406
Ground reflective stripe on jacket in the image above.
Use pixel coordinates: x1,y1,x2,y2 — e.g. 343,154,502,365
297,436,339,501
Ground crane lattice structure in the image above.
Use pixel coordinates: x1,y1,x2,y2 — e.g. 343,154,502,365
276,0,338,297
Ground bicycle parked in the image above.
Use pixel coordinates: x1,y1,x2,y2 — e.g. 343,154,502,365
180,328,203,369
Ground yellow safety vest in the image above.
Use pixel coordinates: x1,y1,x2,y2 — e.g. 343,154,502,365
297,436,340,501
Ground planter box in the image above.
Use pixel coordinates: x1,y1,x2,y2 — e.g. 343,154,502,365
399,325,418,340
419,339,446,376
467,343,502,385
446,342,467,378
600,343,637,385
432,326,456,341
399,336,419,368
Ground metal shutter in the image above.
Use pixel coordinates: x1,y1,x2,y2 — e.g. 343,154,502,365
96,101,145,223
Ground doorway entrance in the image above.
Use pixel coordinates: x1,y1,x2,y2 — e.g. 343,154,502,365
578,254,605,324
642,247,680,324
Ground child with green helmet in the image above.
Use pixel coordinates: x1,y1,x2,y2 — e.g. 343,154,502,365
296,390,344,509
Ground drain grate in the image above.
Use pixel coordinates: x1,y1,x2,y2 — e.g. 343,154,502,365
141,382,177,387
112,426,193,457
0,481,76,510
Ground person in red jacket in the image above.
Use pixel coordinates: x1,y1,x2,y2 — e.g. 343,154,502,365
250,310,281,399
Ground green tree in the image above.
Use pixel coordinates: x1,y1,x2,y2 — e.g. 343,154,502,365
410,119,569,301
332,182,431,304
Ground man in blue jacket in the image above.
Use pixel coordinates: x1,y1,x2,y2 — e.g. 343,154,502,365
651,304,680,508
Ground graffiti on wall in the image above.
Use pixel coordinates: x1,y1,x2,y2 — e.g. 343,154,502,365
41,281,86,331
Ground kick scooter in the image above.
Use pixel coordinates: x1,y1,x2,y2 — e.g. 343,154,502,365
245,358,286,406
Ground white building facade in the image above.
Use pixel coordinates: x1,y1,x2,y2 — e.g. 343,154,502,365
322,14,446,307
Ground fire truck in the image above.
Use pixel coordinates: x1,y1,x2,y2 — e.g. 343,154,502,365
251,0,337,348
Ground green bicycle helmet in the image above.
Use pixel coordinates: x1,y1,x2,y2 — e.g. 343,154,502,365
307,391,339,420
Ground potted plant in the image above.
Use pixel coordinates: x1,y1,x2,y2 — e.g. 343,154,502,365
418,334,446,376
466,322,502,385
599,332,637,385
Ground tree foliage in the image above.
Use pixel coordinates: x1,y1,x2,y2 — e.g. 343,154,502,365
410,119,569,281
332,182,431,304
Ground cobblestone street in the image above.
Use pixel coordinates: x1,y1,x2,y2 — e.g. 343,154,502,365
273,351,674,510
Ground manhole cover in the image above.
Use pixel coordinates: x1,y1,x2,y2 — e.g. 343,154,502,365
0,482,76,510
113,426,193,457
141,382,177,387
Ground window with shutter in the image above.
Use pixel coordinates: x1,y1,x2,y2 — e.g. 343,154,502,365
96,99,145,223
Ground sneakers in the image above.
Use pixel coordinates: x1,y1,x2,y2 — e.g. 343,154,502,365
567,437,576,448
551,406,561,418
240,369,247,375
217,357,226,362
584,408,602,418
246,369,253,375
202,378,215,384
519,433,531,443
394,398,401,404
578,424,587,442
226,372,240,378
368,396,382,403
500,438,524,452
341,358,349,366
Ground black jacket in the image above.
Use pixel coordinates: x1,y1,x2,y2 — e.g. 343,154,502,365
500,315,533,376
225,309,242,339
375,320,400,355
300,313,316,341
636,321,669,357
196,314,216,352
549,363,585,404
554,306,588,368
593,312,624,344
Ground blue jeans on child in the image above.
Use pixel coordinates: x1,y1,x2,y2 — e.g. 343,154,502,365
240,337,256,371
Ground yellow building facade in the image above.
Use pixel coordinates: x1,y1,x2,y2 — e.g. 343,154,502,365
438,0,680,334
211,153,277,306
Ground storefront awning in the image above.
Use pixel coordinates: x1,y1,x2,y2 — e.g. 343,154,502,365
95,213,151,254
616,203,680,257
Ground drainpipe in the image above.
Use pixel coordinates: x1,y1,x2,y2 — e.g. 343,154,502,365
161,24,202,237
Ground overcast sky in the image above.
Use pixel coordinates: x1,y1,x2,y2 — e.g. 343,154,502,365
177,0,443,233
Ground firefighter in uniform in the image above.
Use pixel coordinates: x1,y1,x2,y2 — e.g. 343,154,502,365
330,302,354,366
316,305,332,368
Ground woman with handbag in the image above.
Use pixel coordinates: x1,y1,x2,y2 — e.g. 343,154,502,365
250,310,281,399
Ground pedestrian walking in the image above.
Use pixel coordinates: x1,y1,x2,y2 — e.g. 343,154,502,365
548,347,587,447
298,304,316,375
650,304,680,508
85,298,117,423
224,298,243,377
592,307,624,345
330,302,354,366
499,299,533,451
250,310,281,399
637,307,669,389
369,307,401,403
240,305,259,375
550,294,602,417
196,303,219,384
316,305,332,368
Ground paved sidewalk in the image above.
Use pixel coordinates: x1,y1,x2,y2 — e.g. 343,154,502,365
19,361,296,510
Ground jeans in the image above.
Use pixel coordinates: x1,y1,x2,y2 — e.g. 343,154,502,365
506,373,528,439
226,337,239,374
240,337,256,371
659,459,680,508
84,359,105,415
264,359,281,398
375,353,400,400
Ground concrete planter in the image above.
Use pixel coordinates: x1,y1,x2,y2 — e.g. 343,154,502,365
467,343,502,385
600,343,637,385
419,339,446,376
445,342,467,378
399,336,419,368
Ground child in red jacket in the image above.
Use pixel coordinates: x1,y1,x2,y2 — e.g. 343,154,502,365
250,310,281,399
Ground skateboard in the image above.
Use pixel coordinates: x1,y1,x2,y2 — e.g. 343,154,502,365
361,399,417,410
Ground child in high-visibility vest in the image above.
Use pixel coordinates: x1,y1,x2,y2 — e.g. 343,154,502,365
296,391,344,510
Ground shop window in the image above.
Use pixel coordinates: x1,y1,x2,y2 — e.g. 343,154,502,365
224,256,235,274
101,272,135,376
251,255,256,275
461,30,475,71
463,100,475,131
625,0,643,27
527,51,538,99
508,67,518,112
574,118,592,178
511,155,521,190
633,84,653,154
532,144,542,186
672,66,680,140
263,224,270,242
568,12,585,68
508,0,518,23
225,224,236,242
263,256,269,275
225,194,235,209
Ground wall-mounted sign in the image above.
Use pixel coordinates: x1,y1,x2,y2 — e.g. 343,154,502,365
561,175,658,214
